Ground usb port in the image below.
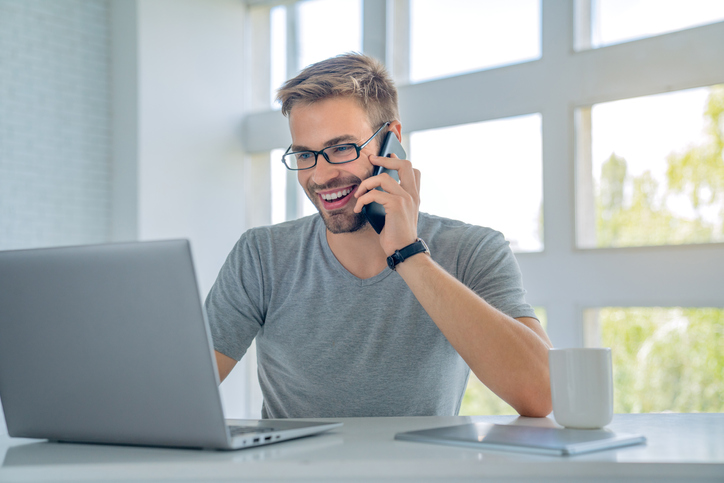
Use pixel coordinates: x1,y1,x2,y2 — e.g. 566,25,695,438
264,436,272,441
253,438,259,443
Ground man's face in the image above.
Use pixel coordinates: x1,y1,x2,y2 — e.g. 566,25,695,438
288,97,379,234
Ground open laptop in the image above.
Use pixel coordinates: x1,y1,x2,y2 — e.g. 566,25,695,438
0,240,341,450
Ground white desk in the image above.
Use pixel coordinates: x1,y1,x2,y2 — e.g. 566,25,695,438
1,413,722,482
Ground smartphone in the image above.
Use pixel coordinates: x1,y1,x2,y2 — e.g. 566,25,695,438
362,131,406,234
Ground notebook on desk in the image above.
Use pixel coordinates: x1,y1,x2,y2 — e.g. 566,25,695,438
0,240,341,450
395,422,646,456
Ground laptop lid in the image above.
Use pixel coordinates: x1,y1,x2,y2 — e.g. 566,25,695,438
0,240,235,449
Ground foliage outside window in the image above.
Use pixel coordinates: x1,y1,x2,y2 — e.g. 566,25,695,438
594,85,724,248
600,307,724,413
461,307,724,415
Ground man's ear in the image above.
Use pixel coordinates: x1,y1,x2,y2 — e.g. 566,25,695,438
388,120,402,142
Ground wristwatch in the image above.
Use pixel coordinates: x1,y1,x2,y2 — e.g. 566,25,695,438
387,238,431,271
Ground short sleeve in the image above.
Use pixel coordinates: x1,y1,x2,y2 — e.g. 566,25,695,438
456,228,537,321
205,233,265,361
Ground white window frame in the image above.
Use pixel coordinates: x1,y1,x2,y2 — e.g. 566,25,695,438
237,0,724,415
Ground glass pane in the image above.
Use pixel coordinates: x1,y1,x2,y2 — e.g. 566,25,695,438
584,85,724,248
410,0,540,83
270,5,286,109
296,0,362,71
410,115,543,252
585,307,724,413
271,149,286,225
460,307,547,415
592,0,724,48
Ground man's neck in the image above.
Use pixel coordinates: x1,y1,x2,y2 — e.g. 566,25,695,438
326,225,388,280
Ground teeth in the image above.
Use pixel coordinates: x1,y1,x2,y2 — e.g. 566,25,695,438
321,188,352,201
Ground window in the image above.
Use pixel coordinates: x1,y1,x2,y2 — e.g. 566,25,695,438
590,0,724,49
577,85,724,248
270,6,286,108
296,0,361,70
410,114,543,252
242,1,724,419
410,0,540,83
584,307,724,413
269,0,362,109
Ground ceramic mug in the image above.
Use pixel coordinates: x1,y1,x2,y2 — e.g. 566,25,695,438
549,348,613,429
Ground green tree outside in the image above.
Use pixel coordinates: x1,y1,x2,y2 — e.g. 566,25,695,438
591,85,724,414
601,307,724,413
596,84,724,248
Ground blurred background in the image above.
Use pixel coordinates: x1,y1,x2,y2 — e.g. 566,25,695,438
1,0,722,427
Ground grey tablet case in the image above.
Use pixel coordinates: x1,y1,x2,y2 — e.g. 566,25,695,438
395,422,646,456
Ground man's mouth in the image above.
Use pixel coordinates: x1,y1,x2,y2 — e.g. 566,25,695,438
318,186,356,210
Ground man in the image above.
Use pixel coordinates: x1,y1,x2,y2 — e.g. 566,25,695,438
207,53,552,419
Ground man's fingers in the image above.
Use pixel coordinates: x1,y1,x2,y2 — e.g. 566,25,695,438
355,171,405,198
354,188,407,214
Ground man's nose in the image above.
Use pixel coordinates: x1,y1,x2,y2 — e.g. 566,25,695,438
311,155,341,185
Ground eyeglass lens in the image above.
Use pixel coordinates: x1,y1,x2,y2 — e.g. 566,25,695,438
285,144,359,170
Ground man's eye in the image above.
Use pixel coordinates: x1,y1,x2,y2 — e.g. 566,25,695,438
331,145,354,154
297,152,314,160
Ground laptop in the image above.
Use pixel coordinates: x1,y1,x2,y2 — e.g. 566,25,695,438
0,240,341,450
395,422,646,456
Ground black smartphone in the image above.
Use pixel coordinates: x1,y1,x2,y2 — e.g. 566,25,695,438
362,131,406,234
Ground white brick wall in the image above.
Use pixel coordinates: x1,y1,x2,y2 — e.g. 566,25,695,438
0,0,111,250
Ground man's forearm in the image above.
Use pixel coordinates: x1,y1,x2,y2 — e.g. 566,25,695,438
395,253,553,417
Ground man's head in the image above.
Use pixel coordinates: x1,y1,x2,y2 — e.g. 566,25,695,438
277,54,401,235
276,53,399,137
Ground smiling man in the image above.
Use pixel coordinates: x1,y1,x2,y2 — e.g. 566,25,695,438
206,53,553,419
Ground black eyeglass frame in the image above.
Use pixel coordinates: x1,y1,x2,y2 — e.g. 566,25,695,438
281,122,391,171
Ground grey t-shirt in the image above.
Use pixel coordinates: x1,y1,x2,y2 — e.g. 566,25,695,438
205,213,536,418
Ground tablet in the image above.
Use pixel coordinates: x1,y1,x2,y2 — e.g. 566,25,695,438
394,422,646,456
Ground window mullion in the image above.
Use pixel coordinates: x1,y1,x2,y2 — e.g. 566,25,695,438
285,2,299,76
285,2,301,220
362,0,387,63
388,0,410,85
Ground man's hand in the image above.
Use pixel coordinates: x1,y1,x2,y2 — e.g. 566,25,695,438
353,153,422,256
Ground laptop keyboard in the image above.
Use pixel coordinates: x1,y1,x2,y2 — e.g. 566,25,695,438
228,426,275,437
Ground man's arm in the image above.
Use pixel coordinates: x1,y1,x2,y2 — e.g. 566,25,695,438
396,254,552,417
215,350,237,383
355,153,552,417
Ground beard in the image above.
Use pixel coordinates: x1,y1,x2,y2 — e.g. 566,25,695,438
304,173,372,234
322,208,369,234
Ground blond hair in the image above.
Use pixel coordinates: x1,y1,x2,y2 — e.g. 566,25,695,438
276,53,399,129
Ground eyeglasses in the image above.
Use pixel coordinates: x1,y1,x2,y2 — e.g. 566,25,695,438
281,122,391,171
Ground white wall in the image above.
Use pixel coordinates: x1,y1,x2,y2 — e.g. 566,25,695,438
133,0,247,295
0,0,114,437
0,0,112,251
130,0,252,417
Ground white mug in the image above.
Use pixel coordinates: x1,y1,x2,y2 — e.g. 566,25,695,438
548,348,613,429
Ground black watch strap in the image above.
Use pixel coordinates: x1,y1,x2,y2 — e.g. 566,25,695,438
387,238,430,271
